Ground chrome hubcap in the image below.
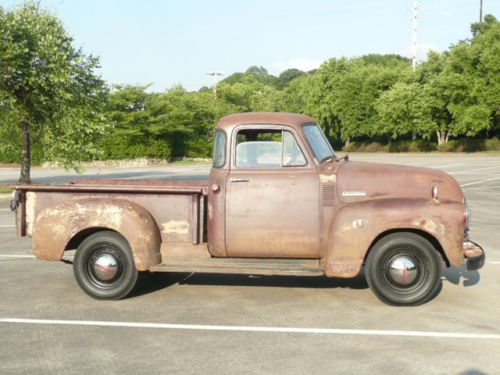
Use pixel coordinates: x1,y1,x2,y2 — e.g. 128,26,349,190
388,255,418,286
92,253,120,282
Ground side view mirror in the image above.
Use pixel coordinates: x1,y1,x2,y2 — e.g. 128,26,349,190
10,189,20,211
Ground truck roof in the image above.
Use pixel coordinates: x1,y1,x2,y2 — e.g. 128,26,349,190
217,112,316,132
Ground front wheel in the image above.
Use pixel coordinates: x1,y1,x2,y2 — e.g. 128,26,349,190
73,231,138,300
365,232,442,306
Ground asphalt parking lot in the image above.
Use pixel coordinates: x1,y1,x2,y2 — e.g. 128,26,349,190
1,154,499,375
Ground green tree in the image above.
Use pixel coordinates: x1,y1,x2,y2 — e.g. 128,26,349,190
462,15,499,135
375,82,431,139
276,68,305,89
279,72,316,114
220,72,245,85
148,86,216,157
412,16,499,144
222,66,281,88
218,75,280,113
0,2,108,182
108,85,151,138
284,56,409,145
106,85,217,159
103,85,160,160
244,66,278,87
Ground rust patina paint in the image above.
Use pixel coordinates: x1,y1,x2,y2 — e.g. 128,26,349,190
320,159,466,277
32,198,162,271
214,112,467,275
15,112,474,279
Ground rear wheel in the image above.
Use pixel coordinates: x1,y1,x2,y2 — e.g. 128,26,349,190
365,232,442,306
73,231,138,300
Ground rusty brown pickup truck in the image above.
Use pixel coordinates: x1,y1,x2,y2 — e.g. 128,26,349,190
11,112,485,305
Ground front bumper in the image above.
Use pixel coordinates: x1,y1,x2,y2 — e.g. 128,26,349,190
463,240,485,271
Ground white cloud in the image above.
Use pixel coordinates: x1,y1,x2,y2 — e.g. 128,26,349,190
269,58,324,75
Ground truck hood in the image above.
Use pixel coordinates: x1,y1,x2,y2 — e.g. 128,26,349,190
331,161,464,204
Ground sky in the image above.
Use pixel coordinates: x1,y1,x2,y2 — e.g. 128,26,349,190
1,0,498,91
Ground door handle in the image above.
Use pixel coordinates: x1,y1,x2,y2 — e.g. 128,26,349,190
230,178,250,183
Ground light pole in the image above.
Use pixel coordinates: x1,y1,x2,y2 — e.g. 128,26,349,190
412,0,419,71
206,72,224,100
480,0,484,22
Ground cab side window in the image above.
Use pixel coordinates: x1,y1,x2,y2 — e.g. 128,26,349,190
235,129,306,168
213,130,226,168
282,130,307,167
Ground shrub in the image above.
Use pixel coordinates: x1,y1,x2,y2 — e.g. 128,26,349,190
342,142,360,152
386,139,437,152
362,142,388,152
185,136,213,157
437,138,490,152
100,136,172,160
485,138,500,151
388,141,410,152
343,138,500,153
342,141,388,152
409,140,437,152
437,140,458,152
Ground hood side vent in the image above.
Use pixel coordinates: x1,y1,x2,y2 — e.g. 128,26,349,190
321,183,336,207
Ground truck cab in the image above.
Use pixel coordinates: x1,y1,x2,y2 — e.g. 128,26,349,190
208,114,324,259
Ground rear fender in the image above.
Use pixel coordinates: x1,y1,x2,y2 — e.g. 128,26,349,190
322,198,465,277
32,198,161,271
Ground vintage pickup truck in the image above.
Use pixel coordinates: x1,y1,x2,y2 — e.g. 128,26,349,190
11,112,485,305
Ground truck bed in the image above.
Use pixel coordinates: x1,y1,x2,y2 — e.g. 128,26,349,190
14,179,210,260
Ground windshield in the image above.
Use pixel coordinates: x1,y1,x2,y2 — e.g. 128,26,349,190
303,124,335,162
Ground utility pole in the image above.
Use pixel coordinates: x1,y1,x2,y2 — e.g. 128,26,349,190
480,0,483,22
412,0,419,71
206,72,224,100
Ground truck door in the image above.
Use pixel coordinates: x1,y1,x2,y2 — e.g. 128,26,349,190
225,126,320,258
207,130,230,257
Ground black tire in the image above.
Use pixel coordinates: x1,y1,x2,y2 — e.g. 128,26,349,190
73,231,138,300
365,232,442,306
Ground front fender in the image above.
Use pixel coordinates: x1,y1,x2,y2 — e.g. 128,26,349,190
322,198,465,277
32,198,161,271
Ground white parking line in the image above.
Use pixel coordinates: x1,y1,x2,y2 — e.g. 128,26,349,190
452,166,500,175
490,261,500,265
431,164,463,169
460,177,500,188
0,209,11,212
0,225,15,228
1,318,499,339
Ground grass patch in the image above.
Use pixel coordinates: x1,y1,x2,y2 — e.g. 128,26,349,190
0,184,13,194
170,158,211,164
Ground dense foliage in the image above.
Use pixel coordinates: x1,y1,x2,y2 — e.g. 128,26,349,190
0,3,109,181
101,15,499,160
1,3,499,176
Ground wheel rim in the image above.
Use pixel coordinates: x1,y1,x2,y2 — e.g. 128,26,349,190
388,255,418,286
381,248,427,293
86,246,124,288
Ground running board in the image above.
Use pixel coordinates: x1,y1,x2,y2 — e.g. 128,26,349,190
150,257,324,277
